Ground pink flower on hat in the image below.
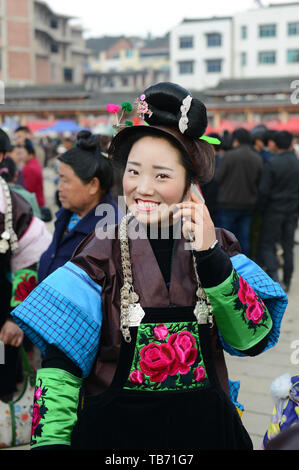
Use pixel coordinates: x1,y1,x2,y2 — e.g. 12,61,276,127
106,104,120,114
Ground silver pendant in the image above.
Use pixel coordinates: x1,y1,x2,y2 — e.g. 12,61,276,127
193,300,210,325
127,303,145,327
0,239,10,254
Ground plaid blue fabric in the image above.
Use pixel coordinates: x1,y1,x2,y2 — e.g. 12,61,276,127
220,254,288,357
11,262,103,378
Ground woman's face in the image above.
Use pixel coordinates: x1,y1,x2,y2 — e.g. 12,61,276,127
57,161,100,217
123,136,187,226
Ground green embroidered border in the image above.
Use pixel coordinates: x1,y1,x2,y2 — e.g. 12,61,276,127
124,321,209,392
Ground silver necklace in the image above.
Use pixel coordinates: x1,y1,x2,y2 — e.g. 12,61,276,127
119,214,213,343
0,176,18,254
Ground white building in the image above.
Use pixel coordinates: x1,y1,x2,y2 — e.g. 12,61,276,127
170,2,299,91
170,17,233,91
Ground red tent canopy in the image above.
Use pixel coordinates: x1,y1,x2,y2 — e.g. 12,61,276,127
25,120,57,133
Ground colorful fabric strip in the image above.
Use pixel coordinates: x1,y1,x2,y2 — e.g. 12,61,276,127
205,269,273,351
31,368,82,449
10,268,37,308
11,216,52,273
11,262,103,377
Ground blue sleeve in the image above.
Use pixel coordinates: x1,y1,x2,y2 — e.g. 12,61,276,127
218,254,288,357
11,261,103,378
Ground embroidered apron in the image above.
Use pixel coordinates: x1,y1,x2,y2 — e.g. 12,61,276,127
71,305,252,450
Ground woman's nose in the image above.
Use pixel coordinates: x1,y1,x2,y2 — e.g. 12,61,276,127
136,177,154,195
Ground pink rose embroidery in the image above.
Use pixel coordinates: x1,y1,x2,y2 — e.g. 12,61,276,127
31,404,41,437
154,324,169,341
238,277,256,305
130,370,144,385
194,366,206,382
246,302,264,324
168,331,197,375
34,387,42,402
140,342,177,383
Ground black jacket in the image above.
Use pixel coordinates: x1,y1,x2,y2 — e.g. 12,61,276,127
215,145,263,210
258,150,299,214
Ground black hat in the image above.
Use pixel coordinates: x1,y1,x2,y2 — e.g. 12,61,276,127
0,129,12,153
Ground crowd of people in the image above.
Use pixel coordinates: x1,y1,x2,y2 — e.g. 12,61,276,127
0,81,297,450
201,127,299,293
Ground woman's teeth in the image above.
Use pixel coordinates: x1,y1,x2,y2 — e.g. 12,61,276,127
136,200,159,208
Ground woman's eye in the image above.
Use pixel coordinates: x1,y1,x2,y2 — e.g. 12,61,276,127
128,169,138,175
157,174,169,180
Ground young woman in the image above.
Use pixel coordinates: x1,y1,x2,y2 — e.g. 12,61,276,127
11,83,287,450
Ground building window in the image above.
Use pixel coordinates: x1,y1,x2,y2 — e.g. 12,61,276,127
241,26,247,40
287,49,299,63
206,33,222,47
258,51,276,64
125,49,134,58
259,24,277,38
206,59,222,73
64,68,73,82
51,43,59,53
241,52,247,67
288,22,299,36
179,36,194,48
178,61,194,74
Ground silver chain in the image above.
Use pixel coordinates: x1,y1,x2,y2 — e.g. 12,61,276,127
119,214,213,343
0,176,18,253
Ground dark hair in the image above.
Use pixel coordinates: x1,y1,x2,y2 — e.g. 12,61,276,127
207,132,223,150
24,139,35,156
109,82,215,185
144,82,208,139
272,131,293,150
0,156,17,183
251,132,267,146
58,130,114,194
15,126,31,134
0,129,12,153
232,128,252,145
263,129,278,146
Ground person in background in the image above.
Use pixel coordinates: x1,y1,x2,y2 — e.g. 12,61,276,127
1,156,41,218
38,130,121,283
258,131,299,292
0,129,52,402
14,126,46,168
251,132,274,164
21,139,46,209
200,133,223,224
215,128,263,257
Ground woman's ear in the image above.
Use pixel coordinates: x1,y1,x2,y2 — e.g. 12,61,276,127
183,185,191,202
89,177,101,196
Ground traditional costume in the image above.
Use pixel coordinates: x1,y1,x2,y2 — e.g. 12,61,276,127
0,174,52,397
11,84,288,450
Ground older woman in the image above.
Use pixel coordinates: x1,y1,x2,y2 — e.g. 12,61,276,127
12,83,287,450
38,130,120,283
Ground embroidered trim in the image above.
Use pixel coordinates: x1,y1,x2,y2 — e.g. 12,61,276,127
31,378,48,446
124,322,209,392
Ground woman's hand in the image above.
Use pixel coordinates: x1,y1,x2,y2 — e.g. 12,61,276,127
173,192,217,252
0,320,24,348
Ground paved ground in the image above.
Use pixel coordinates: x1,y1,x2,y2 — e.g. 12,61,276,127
2,168,299,450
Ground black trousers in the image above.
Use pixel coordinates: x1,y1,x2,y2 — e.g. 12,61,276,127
258,210,298,283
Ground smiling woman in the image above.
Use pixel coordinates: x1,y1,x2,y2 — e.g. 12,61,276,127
11,82,287,451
